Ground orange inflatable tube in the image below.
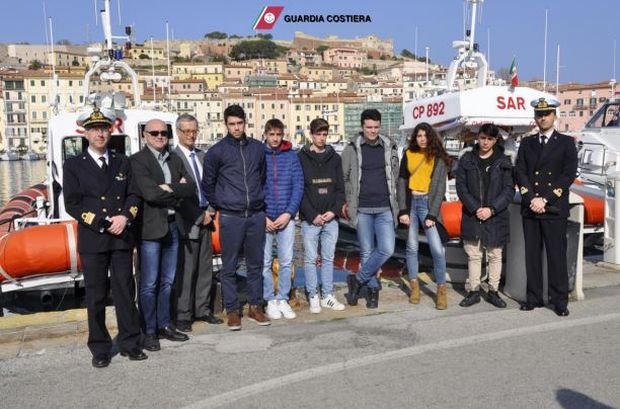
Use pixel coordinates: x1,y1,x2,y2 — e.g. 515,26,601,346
440,201,462,239
211,212,222,255
0,222,81,282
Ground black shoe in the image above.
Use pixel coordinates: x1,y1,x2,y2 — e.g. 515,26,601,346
520,302,543,311
91,353,111,368
554,306,570,317
176,320,193,332
459,290,481,307
366,287,379,309
143,334,161,351
120,348,148,361
346,274,362,306
195,314,224,325
486,291,507,308
159,326,189,342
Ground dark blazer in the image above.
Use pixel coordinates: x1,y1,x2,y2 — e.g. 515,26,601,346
456,145,515,247
130,146,196,240
172,146,207,238
63,151,140,253
515,131,578,219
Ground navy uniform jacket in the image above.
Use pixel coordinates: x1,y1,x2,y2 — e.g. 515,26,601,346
515,130,578,219
63,151,141,253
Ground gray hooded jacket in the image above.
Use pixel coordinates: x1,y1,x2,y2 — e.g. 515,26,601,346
341,133,400,227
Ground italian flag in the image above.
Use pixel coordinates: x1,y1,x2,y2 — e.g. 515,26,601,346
510,58,519,87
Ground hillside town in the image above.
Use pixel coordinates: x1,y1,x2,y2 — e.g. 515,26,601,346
0,31,617,156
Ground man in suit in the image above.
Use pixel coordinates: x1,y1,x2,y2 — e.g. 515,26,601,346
172,114,223,332
130,119,195,350
515,97,578,316
63,107,146,368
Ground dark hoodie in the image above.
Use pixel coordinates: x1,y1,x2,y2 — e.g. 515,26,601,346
297,145,346,222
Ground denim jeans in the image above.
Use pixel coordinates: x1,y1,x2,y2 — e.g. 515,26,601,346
219,212,266,311
139,222,179,335
262,219,296,301
356,210,395,289
302,219,338,297
406,195,446,284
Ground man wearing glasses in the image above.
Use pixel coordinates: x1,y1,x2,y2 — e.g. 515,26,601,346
63,107,146,368
131,119,196,350
172,114,223,332
515,98,577,317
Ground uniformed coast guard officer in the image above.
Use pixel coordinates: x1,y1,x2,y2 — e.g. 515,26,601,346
63,107,147,367
515,97,578,316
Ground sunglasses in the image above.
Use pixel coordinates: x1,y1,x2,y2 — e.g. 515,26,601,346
146,130,169,137
535,111,554,118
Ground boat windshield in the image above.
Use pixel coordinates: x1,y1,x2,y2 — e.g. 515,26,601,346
62,134,131,161
585,102,620,129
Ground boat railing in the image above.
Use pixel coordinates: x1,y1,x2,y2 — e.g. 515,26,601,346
577,141,613,177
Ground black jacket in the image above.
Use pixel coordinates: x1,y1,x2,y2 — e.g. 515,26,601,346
298,145,346,222
130,146,196,240
63,151,140,253
515,131,578,219
455,145,514,247
201,134,266,214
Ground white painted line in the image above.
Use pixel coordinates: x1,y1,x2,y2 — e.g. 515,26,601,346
182,312,620,409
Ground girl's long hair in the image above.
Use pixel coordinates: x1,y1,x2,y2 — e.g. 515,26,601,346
407,122,452,166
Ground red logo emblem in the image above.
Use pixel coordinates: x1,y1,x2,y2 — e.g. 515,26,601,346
253,6,284,30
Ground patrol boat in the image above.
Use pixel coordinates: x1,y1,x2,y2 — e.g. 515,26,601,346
0,0,183,294
393,0,593,285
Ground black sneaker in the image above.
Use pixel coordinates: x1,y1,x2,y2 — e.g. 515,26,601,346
459,290,481,307
486,290,507,308
366,287,379,309
346,274,362,306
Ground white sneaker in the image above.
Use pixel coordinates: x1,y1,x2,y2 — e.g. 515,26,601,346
278,300,297,319
321,294,346,311
309,294,322,314
266,300,282,320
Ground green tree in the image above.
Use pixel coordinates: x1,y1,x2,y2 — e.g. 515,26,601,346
256,33,273,40
401,49,416,59
204,31,228,40
211,54,229,64
56,39,72,45
229,40,282,60
71,58,80,67
139,53,150,59
28,59,43,70
316,45,329,54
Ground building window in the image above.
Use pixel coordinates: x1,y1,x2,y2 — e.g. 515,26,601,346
30,80,35,86
31,95,36,103
41,80,45,86
32,111,37,120
576,98,584,106
589,97,597,106
579,111,584,117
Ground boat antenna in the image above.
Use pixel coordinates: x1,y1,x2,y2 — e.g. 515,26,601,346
94,0,98,26
555,44,560,95
543,9,548,92
151,36,156,104
117,0,122,26
166,20,172,109
48,16,59,115
612,39,617,96
42,1,49,47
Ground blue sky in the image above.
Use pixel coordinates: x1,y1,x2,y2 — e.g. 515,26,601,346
2,0,618,84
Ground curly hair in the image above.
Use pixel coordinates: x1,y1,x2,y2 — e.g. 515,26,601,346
407,122,451,166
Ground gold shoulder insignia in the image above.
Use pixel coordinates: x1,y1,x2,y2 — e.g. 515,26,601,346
129,206,138,218
520,186,528,195
115,172,126,181
81,211,95,225
553,188,563,197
